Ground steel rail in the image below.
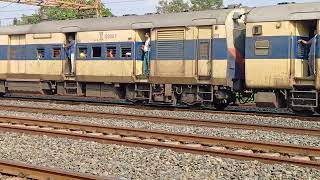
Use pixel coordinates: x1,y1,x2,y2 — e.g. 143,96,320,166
0,115,319,169
3,95,320,121
0,159,113,180
0,105,319,137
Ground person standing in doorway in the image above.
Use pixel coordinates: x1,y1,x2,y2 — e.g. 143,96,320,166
66,36,76,75
298,30,318,77
143,32,151,76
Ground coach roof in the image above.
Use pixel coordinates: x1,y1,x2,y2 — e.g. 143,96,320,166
0,8,233,35
246,2,320,23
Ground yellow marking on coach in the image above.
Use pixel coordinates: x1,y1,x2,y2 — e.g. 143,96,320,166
77,30,135,43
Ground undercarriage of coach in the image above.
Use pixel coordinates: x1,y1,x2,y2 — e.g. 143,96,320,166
125,84,236,109
253,89,320,115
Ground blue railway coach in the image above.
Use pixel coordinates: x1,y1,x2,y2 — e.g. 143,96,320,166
0,2,319,114
0,7,246,109
245,2,320,114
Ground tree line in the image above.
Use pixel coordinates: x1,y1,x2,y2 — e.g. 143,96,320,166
157,0,222,14
18,0,222,24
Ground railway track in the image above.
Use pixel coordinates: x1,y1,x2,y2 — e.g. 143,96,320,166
2,95,320,122
0,115,319,169
0,159,113,180
0,105,319,137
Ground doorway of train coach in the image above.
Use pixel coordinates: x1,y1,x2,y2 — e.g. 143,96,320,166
134,29,151,78
64,32,77,76
295,20,318,79
196,26,213,79
290,20,318,115
8,34,26,74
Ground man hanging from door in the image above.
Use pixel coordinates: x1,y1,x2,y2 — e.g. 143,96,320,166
298,30,318,77
65,36,76,75
142,32,151,76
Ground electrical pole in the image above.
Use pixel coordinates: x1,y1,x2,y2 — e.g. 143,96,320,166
95,0,102,17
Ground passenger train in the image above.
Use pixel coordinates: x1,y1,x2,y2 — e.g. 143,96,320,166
0,2,319,114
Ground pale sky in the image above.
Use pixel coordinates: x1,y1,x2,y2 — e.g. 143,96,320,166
0,0,318,25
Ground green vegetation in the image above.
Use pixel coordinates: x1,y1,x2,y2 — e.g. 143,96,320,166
156,0,223,14
18,0,223,24
19,4,112,25
190,0,223,11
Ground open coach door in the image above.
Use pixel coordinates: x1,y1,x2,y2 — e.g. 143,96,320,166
290,19,319,113
131,22,153,79
60,26,80,78
293,20,318,84
63,32,77,76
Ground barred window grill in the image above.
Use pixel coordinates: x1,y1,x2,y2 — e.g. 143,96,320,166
198,41,210,59
297,43,307,58
255,40,270,56
156,29,185,60
9,47,16,59
121,47,132,57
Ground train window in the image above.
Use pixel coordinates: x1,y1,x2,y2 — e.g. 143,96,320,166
121,47,132,58
106,46,117,58
255,40,270,56
92,47,102,58
9,47,16,59
297,43,307,59
157,29,184,60
79,47,87,59
252,25,262,35
198,41,210,59
36,48,45,60
52,48,61,58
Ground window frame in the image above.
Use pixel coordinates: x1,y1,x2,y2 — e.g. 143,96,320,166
52,47,62,59
106,45,117,59
198,40,211,60
36,48,45,60
120,46,133,59
9,47,17,60
91,46,102,59
252,25,263,36
254,40,270,56
78,46,88,60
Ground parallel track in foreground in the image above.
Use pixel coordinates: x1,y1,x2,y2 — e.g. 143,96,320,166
0,159,113,180
0,105,319,137
0,115,319,169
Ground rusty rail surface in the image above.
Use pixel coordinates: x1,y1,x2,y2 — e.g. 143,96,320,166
0,105,319,137
0,115,319,169
0,159,113,180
